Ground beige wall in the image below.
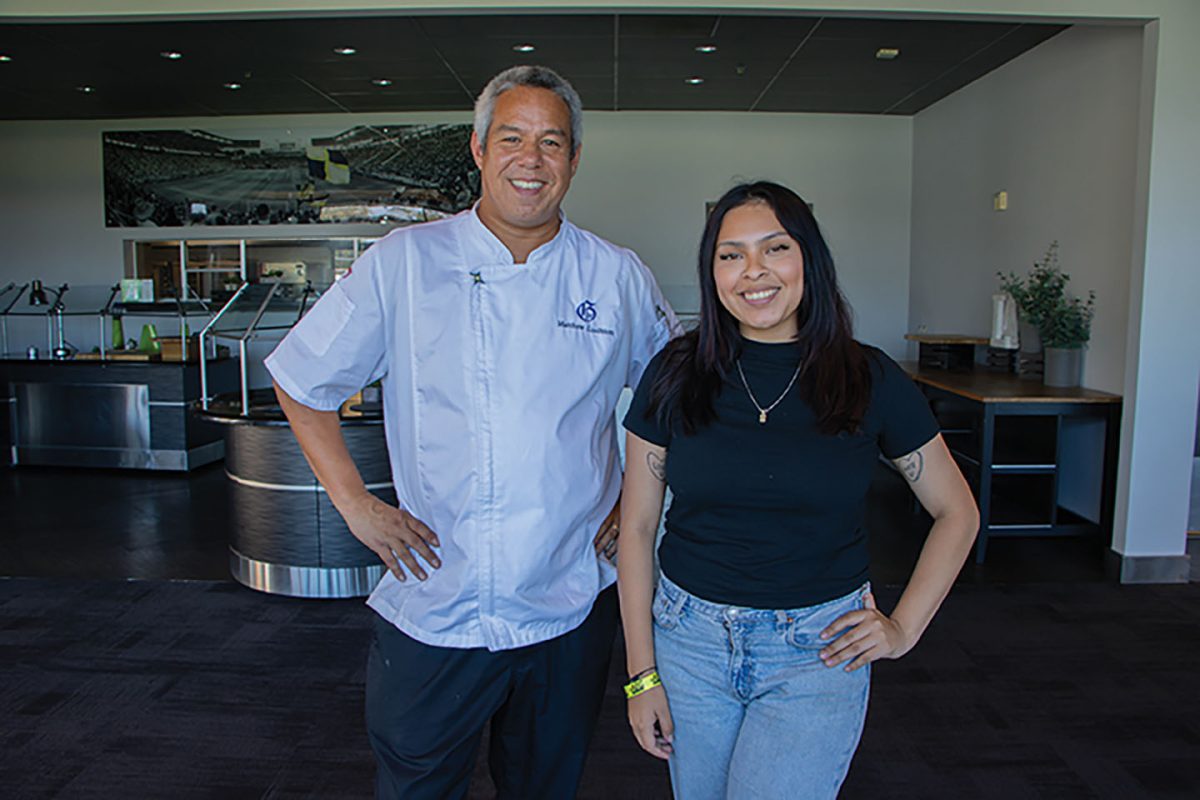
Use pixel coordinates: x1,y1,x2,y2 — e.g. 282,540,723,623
570,111,913,352
909,24,1141,395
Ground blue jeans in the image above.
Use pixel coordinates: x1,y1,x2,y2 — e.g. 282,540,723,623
653,574,871,800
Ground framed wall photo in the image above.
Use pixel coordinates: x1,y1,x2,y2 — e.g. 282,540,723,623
103,124,479,228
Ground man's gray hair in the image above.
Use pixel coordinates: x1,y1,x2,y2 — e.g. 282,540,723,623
473,65,584,158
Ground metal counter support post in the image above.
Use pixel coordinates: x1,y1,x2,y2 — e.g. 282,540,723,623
244,283,281,341
238,282,281,415
52,308,66,358
0,282,22,354
98,282,120,361
198,281,251,411
239,339,249,413
199,335,206,409
178,241,188,311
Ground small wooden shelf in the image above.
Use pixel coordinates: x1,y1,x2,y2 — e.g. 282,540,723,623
904,334,989,345
905,333,988,372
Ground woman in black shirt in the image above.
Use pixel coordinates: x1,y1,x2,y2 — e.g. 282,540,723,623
617,181,978,799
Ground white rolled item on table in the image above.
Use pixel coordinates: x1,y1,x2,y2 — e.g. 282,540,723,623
990,292,1019,349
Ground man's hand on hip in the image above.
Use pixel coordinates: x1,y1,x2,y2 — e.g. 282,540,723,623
340,493,441,581
593,495,620,563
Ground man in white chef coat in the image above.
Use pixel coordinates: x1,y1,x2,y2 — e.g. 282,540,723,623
266,65,677,799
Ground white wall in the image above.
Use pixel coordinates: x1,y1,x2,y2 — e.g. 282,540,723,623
570,111,913,353
0,110,914,359
909,24,1142,394
1116,11,1200,562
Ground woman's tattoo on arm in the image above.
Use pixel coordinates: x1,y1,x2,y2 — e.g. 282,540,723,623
898,451,924,483
647,451,667,482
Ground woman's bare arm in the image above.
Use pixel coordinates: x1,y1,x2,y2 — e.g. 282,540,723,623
819,434,978,669
617,431,674,758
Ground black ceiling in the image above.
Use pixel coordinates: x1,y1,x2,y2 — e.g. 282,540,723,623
0,13,1066,121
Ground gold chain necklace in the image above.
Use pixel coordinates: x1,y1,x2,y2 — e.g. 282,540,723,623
736,359,803,424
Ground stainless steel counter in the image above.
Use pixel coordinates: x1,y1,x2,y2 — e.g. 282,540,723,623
199,393,389,598
0,357,239,470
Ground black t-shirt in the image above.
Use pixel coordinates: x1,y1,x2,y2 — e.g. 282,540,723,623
623,338,939,609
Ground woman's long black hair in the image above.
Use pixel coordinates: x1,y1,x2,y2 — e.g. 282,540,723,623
647,181,872,436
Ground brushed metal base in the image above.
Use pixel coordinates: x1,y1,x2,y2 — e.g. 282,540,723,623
13,440,224,471
1110,552,1191,585
230,548,384,598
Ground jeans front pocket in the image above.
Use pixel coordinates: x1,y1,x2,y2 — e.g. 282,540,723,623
651,583,682,631
783,587,866,653
784,616,827,654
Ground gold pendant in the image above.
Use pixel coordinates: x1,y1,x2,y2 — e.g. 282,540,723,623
758,411,767,424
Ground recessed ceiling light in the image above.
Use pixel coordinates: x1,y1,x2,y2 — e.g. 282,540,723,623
684,76,704,86
0,55,12,62
334,47,357,56
876,47,901,60
512,44,536,53
76,85,95,94
223,82,242,90
372,78,392,86
160,51,183,60
695,44,718,54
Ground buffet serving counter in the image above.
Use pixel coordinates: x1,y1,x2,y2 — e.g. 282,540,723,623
0,356,238,470
199,390,389,598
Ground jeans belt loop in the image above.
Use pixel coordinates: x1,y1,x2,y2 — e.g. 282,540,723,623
668,580,688,619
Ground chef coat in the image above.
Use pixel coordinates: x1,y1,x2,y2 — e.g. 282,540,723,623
266,207,678,650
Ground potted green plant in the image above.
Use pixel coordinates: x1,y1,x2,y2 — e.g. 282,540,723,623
997,241,1067,354
1042,290,1096,387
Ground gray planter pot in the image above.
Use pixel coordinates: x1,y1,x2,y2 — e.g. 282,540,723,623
1043,346,1085,387
1018,319,1042,354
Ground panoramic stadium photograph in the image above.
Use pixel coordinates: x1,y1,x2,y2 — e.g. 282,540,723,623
103,124,478,227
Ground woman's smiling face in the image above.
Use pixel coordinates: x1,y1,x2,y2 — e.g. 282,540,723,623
712,201,805,343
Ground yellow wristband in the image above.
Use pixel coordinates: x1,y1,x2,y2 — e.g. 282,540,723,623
623,671,662,699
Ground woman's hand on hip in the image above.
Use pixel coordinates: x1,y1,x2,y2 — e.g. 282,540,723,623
818,592,912,672
628,686,674,760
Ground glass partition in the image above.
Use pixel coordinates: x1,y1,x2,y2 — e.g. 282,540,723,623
199,281,322,415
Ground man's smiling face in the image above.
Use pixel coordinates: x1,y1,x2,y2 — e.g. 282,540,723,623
471,85,580,246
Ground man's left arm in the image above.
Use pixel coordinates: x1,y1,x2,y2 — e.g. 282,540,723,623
593,253,678,561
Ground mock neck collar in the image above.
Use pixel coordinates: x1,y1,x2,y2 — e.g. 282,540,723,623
464,203,570,265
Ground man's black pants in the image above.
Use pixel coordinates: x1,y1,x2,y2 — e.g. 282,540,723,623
365,586,619,800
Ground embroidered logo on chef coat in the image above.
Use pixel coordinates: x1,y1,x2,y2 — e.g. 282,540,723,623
557,299,615,337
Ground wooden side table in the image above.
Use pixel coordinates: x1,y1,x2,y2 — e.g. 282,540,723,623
902,364,1122,563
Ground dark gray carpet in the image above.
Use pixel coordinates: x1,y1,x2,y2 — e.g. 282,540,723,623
2,577,1198,799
